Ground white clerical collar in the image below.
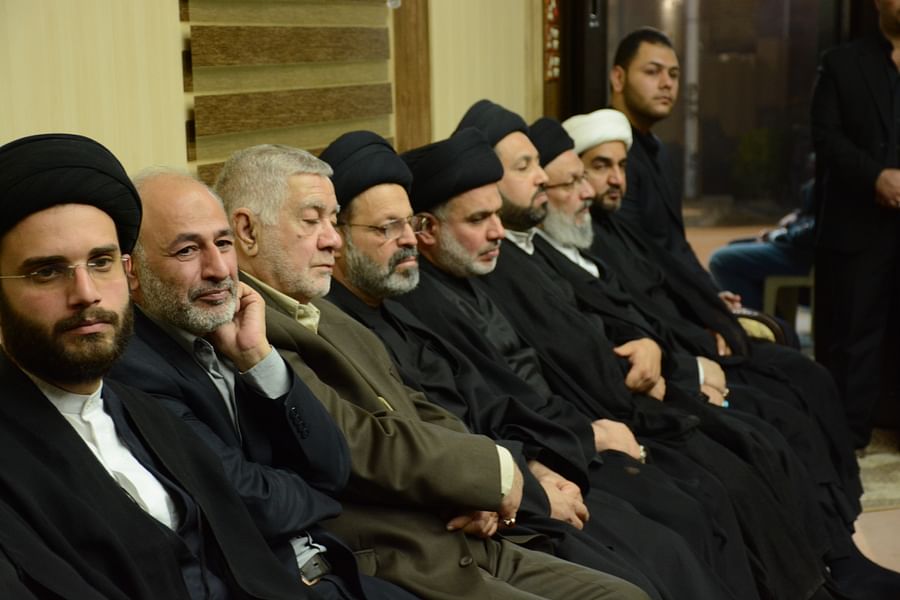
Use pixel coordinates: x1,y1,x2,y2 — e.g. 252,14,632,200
534,227,600,278
27,372,103,416
503,228,537,255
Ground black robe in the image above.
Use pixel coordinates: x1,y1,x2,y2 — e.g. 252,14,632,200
591,210,862,522
0,353,312,600
533,232,864,558
399,262,818,600
458,241,829,600
327,281,744,600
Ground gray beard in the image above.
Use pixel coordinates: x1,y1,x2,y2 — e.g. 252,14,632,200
541,208,594,250
135,260,236,335
343,239,420,300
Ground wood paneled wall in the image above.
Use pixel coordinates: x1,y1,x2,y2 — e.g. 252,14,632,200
183,0,395,184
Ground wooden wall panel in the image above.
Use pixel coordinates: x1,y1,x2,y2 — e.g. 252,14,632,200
193,62,388,93
393,0,431,152
184,0,395,181
194,115,392,162
187,0,387,27
194,84,393,136
191,26,389,67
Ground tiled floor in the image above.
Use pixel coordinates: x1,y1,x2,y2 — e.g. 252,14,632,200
686,225,762,269
855,510,900,571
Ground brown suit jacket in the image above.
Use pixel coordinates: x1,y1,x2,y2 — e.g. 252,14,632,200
250,278,510,600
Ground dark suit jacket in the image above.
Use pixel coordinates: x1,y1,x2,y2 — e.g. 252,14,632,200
619,128,714,287
247,279,521,600
0,352,311,600
812,34,900,253
108,308,360,595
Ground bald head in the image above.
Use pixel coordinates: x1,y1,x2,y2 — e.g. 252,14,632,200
130,170,238,335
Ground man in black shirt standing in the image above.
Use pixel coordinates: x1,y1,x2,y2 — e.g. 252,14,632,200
812,0,900,449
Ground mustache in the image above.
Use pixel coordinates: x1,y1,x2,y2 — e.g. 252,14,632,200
188,277,235,301
388,247,418,271
479,241,501,256
54,307,120,334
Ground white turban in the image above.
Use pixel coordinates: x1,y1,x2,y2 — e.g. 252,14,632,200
562,109,633,155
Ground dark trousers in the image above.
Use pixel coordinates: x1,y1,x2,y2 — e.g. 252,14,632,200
315,574,421,600
815,242,900,448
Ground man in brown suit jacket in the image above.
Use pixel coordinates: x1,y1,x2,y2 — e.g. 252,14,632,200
215,142,649,600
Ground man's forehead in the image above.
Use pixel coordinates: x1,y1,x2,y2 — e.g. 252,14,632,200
1,204,118,262
449,183,501,213
354,183,411,219
584,140,628,162
141,180,229,242
496,132,539,162
288,173,337,206
548,150,584,175
630,41,679,68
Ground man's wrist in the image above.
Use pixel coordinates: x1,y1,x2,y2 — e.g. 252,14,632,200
496,445,515,497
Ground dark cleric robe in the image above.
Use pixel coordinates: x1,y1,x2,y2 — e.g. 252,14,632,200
532,231,858,562
398,260,788,600
327,280,741,600
469,239,828,600
0,352,314,600
590,208,862,521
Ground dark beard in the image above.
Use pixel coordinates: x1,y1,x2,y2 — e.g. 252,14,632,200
499,191,548,231
0,294,133,387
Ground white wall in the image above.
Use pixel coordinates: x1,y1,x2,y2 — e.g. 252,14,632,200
429,0,543,139
0,0,186,173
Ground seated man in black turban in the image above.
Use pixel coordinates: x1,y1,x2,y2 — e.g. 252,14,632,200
322,127,756,600
0,133,314,599
399,99,852,600
209,139,651,600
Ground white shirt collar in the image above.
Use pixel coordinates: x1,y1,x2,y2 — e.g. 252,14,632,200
503,228,537,255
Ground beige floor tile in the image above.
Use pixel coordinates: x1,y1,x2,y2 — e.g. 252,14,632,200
854,509,900,572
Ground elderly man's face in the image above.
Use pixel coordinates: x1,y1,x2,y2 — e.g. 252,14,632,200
131,176,238,335
542,149,597,249
494,132,549,231
335,183,419,304
426,183,505,277
581,140,628,213
254,173,341,303
0,204,132,392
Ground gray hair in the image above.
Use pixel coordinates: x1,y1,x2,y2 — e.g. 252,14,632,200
214,144,333,225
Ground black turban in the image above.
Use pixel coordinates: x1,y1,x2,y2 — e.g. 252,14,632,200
0,133,142,252
401,128,503,213
319,131,412,208
528,117,575,167
454,99,528,146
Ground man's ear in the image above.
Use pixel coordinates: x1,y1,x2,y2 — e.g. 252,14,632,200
232,208,260,257
125,253,141,296
415,213,438,247
609,66,626,94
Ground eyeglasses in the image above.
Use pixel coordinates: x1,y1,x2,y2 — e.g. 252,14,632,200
341,215,427,241
544,173,589,191
0,255,130,286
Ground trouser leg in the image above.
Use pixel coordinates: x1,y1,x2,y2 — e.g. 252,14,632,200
814,245,896,448
472,539,650,600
